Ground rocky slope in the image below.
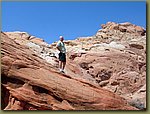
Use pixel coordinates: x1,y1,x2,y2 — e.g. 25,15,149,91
65,22,146,110
1,22,146,110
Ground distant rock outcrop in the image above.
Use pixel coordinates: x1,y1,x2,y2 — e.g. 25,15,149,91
100,22,146,36
1,22,146,110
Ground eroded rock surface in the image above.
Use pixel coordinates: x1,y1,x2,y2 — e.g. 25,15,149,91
1,22,146,110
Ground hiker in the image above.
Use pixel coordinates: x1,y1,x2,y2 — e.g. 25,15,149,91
56,36,66,73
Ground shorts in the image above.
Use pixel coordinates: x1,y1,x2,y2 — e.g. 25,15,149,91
59,52,66,62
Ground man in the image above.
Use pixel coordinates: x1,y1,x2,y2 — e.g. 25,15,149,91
56,36,66,73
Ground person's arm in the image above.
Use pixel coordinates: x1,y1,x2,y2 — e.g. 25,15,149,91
56,42,61,52
56,46,61,52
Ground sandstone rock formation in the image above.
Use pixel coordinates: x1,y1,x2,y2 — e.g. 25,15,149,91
1,22,146,110
1,32,137,110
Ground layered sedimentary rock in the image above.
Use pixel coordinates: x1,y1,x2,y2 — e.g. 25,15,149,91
1,22,146,110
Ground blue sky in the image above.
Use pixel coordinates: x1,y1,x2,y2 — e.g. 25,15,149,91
2,1,146,44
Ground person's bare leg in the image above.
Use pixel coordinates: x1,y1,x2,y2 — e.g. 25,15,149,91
62,62,66,71
59,61,62,71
